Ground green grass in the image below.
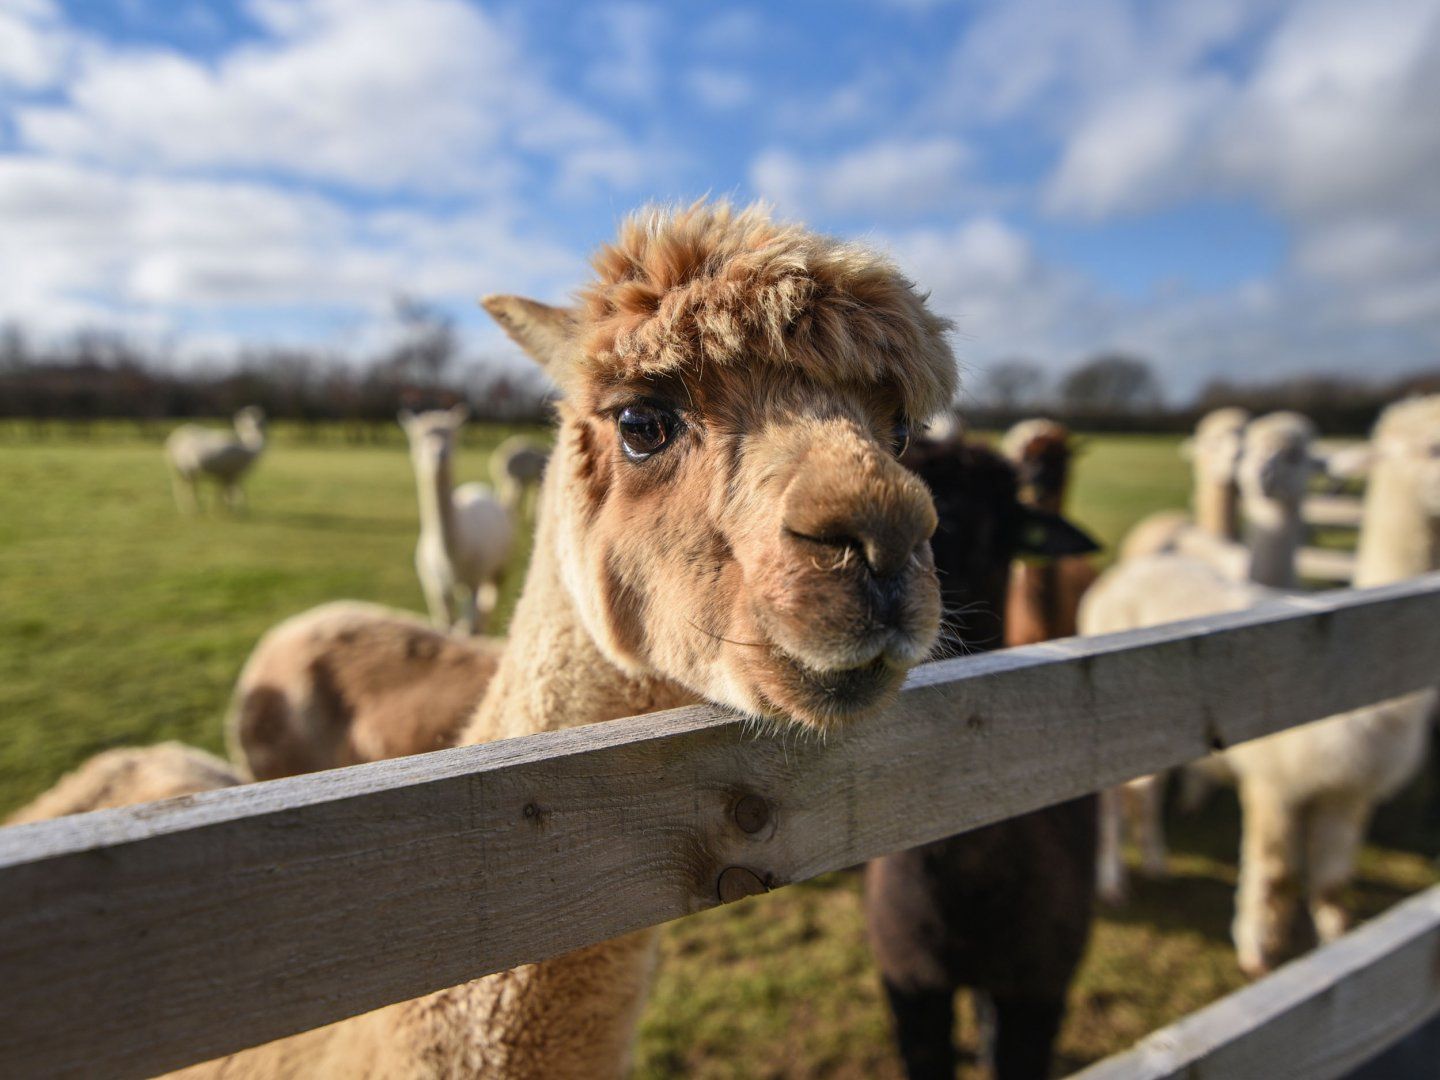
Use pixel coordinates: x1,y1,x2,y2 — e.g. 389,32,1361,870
0,424,1434,1077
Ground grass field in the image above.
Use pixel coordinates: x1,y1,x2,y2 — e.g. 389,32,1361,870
1,423,1435,1077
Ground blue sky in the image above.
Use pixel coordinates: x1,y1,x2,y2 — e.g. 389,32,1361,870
2,0,1438,400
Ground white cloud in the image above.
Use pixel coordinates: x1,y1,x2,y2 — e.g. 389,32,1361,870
1044,76,1231,219
581,3,663,102
686,68,752,110
0,0,70,89
13,0,639,196
752,136,977,216
0,155,583,343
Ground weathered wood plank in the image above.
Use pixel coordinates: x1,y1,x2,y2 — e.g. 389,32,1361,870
1303,493,1364,530
1073,883,1440,1080
2,574,1438,1079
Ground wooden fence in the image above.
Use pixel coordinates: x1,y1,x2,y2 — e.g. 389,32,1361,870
2,573,1439,1079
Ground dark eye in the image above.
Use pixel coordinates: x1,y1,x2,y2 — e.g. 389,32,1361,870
618,404,678,461
892,421,911,457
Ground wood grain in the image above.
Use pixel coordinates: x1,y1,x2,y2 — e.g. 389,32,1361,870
1074,883,1440,1080
2,574,1438,1079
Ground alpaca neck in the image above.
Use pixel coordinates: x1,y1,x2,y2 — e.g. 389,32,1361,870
236,423,265,453
1241,497,1304,589
1194,475,1239,540
448,441,689,1078
462,463,691,744
1354,463,1440,588
415,452,461,564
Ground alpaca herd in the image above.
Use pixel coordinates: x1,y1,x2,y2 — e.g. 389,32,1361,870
7,202,1439,1080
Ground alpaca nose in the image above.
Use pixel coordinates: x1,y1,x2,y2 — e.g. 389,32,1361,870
783,451,937,580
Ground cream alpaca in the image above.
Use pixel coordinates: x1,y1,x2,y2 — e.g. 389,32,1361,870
5,743,240,825
1087,411,1318,904
489,434,551,518
73,201,954,1079
226,601,504,781
1226,395,1440,975
165,406,267,513
1119,406,1250,562
1083,397,1440,971
401,406,515,635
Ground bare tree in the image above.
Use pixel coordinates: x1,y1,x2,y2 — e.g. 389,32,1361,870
1059,353,1161,415
978,358,1046,410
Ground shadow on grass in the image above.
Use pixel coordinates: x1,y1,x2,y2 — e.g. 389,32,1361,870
1099,868,1238,946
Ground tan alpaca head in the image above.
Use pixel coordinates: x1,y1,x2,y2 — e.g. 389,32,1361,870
485,202,957,730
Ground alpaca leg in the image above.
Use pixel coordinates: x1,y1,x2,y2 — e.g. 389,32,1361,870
473,579,501,636
1306,793,1372,945
1178,761,1217,813
417,561,454,632
1096,785,1128,905
1233,778,1302,977
979,991,1066,1080
171,471,198,514
882,979,955,1080
1129,774,1169,878
457,588,481,637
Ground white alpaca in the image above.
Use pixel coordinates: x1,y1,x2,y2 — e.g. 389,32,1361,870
400,406,515,636
165,406,267,512
488,434,550,517
1226,395,1440,975
1086,411,1319,903
1084,397,1440,972
1119,406,1250,562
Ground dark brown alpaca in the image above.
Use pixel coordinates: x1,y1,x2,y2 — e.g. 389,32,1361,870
866,436,1100,1080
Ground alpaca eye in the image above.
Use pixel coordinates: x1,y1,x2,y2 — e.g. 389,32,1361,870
618,404,678,461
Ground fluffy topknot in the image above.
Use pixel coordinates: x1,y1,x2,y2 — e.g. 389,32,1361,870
1000,417,1070,463
575,201,957,419
1195,406,1251,441
1244,410,1316,448
1373,393,1440,449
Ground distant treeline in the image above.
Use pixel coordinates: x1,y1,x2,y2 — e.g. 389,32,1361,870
2,321,1436,436
0,302,552,429
965,354,1440,435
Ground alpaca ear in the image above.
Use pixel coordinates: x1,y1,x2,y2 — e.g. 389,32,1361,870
397,409,416,430
448,402,471,426
1015,507,1102,559
481,294,576,372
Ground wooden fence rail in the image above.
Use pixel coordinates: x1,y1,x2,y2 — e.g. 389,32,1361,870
1075,882,1440,1080
2,574,1439,1079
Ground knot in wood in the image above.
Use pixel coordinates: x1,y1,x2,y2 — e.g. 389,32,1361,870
732,794,770,834
716,866,768,904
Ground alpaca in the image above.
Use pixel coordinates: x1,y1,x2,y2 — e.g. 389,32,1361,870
225,601,504,781
165,406,267,512
400,406,515,635
1082,396,1440,973
1225,394,1440,975
999,418,1099,646
144,200,957,1079
1118,406,1250,562
1087,411,1319,904
489,434,551,517
866,436,1101,1080
5,743,240,826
